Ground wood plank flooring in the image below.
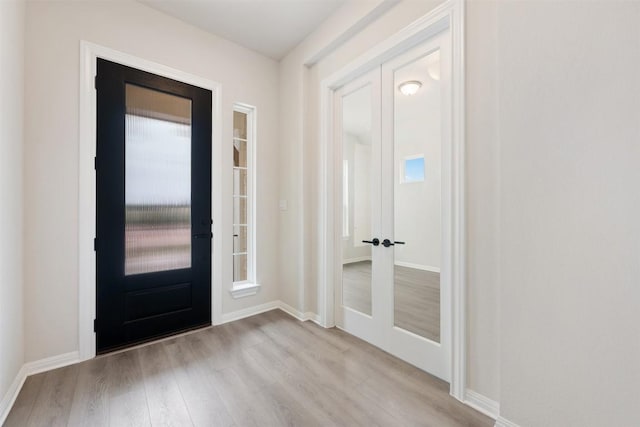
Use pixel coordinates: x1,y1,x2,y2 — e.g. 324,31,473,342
4,310,490,427
342,261,440,341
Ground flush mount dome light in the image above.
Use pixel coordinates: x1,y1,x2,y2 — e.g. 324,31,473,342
398,80,422,96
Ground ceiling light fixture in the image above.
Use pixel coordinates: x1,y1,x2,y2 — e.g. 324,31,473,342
398,80,422,96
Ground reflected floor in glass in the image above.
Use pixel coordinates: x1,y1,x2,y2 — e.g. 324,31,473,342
342,260,440,342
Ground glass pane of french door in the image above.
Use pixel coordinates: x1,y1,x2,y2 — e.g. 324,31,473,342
392,49,442,342
341,83,374,316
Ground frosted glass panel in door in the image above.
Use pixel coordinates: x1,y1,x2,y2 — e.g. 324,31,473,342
393,50,442,342
125,84,192,275
341,84,373,316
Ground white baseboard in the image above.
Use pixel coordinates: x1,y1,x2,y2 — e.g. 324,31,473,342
220,300,280,324
277,301,321,325
495,416,521,427
463,389,499,420
343,256,372,264
277,300,307,320
23,351,80,377
0,365,27,425
394,261,440,273
220,299,322,326
0,350,80,425
304,311,322,325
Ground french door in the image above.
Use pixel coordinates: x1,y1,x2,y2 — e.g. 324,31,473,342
96,59,212,353
336,32,451,381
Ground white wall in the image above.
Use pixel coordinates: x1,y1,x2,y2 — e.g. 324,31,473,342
465,0,501,406
23,0,280,363
0,0,25,410
496,1,640,426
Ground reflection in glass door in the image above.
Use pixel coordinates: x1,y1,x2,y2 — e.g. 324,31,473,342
336,31,451,381
341,82,374,317
391,48,442,343
381,36,450,380
335,69,381,344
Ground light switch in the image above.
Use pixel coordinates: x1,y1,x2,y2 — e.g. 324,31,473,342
279,200,288,211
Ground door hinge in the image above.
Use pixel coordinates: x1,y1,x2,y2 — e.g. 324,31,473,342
94,157,97,171
94,75,98,90
94,238,97,251
94,319,98,332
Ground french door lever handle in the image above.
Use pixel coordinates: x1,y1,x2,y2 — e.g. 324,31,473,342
362,238,380,246
193,232,213,239
382,239,405,247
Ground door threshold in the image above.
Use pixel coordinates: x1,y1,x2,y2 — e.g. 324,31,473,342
96,322,212,357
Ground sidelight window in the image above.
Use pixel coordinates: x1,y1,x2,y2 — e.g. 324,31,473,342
232,105,257,292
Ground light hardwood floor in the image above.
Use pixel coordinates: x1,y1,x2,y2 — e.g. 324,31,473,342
4,310,490,427
343,261,440,341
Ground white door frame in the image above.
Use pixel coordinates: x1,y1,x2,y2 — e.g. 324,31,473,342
78,41,223,361
317,0,466,399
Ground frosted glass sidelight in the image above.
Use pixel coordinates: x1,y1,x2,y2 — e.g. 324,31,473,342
393,49,442,342
125,84,193,276
341,83,373,316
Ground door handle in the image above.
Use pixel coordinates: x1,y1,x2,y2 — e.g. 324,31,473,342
362,238,380,246
193,232,213,239
382,239,405,247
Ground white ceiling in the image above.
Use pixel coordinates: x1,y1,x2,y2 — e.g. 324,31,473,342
140,0,347,60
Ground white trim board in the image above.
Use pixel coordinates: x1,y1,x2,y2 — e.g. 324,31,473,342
0,351,80,425
495,417,522,427
317,0,466,401
23,351,81,377
220,301,280,324
464,389,499,420
220,300,322,325
0,366,27,425
78,41,223,361
303,0,401,66
278,301,322,324
229,282,261,299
